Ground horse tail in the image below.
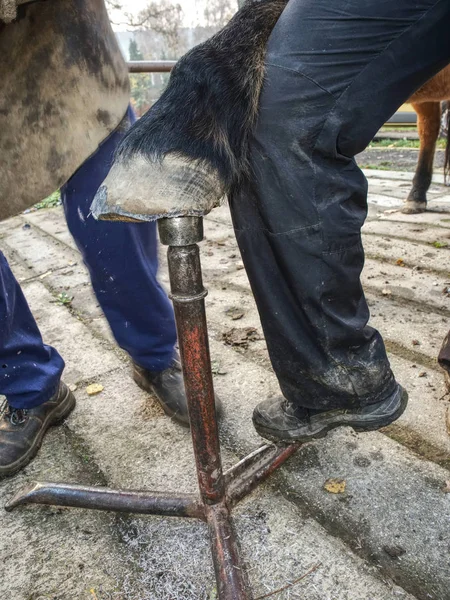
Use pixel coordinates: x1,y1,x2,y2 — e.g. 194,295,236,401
444,103,450,183
114,0,288,192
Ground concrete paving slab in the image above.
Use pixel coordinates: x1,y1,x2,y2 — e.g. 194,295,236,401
23,207,78,251
363,236,450,278
363,170,447,186
363,220,450,243
1,225,90,297
279,428,450,600
0,427,128,600
380,209,450,225
21,281,122,385
3,221,80,275
362,259,450,314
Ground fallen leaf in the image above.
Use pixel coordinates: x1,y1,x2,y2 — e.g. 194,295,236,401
396,258,405,267
323,478,346,494
381,288,392,296
86,383,104,396
225,307,245,320
383,545,406,559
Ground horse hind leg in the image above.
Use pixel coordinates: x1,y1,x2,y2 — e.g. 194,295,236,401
403,101,440,214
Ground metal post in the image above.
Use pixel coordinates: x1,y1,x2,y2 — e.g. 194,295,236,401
158,216,252,598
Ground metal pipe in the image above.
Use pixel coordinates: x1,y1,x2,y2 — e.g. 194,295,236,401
206,503,252,600
127,60,175,73
159,217,225,505
226,443,300,508
5,482,204,518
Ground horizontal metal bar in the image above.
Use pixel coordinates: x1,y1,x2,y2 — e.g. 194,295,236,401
226,443,300,507
5,481,204,519
127,60,176,73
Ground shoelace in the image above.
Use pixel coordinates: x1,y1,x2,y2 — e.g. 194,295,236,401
0,399,27,425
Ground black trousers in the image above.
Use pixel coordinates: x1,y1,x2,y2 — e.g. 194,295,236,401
229,0,450,410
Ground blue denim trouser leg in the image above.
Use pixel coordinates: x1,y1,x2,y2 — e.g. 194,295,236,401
0,252,64,409
61,107,177,372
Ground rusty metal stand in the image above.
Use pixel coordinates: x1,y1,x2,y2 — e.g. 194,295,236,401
6,216,298,600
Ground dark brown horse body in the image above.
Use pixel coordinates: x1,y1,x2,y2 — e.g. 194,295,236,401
403,65,450,213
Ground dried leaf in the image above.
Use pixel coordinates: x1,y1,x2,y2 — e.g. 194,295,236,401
86,383,103,396
396,258,405,267
324,478,346,494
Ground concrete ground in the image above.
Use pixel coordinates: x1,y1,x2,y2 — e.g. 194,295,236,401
0,169,449,600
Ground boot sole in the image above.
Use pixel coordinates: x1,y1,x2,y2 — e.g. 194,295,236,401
133,367,190,427
253,388,408,444
0,385,76,479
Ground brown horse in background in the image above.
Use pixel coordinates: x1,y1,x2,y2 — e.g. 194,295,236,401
403,64,450,214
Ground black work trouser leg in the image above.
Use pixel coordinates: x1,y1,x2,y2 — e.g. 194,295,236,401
229,0,450,410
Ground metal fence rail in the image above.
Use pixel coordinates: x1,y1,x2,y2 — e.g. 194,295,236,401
126,61,416,126
127,60,175,73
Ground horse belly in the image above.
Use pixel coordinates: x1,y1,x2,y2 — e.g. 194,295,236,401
0,0,130,221
409,64,450,103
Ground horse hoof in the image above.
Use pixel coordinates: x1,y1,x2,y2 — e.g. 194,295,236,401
402,201,427,214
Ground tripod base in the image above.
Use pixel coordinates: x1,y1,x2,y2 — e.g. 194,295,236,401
6,217,298,600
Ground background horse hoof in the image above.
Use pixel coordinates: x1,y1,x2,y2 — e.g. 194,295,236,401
402,201,427,214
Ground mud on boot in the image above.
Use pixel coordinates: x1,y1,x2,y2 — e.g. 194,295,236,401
252,384,408,443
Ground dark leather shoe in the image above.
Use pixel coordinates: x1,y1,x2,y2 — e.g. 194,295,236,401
133,354,222,427
0,382,76,478
253,384,408,443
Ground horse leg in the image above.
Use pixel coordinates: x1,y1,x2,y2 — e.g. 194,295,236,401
403,101,440,214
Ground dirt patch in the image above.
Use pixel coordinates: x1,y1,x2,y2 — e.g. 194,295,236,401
356,148,446,172
222,326,262,348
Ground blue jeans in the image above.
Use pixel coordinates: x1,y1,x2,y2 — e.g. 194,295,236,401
0,107,177,409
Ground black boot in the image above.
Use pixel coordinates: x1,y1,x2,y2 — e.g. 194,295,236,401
252,384,408,443
133,354,222,427
0,382,76,478
438,332,450,392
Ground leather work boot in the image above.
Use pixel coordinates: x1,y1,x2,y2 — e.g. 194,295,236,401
253,384,408,443
133,353,222,427
0,382,76,478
